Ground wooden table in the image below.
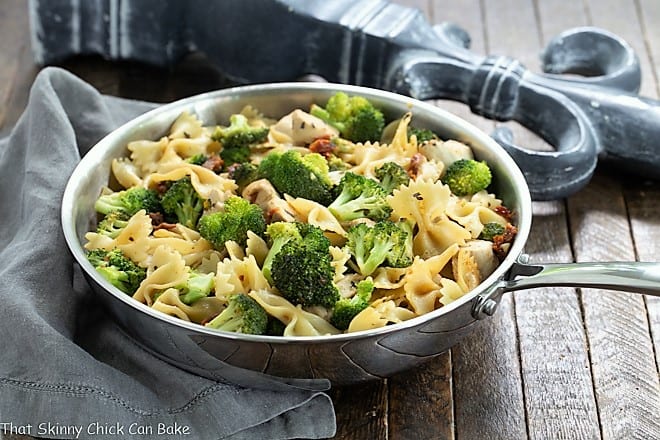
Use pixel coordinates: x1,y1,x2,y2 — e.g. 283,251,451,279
2,0,659,439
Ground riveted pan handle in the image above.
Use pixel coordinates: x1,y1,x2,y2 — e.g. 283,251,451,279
503,261,660,296
472,259,660,319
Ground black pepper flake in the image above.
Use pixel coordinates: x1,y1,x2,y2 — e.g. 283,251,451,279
300,121,306,129
183,131,191,139
412,192,423,200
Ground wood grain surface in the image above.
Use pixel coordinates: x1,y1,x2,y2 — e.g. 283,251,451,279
1,1,659,439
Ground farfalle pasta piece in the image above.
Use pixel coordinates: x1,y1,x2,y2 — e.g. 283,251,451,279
145,163,237,203
438,279,465,306
388,179,471,258
149,224,214,267
128,136,169,175
249,290,341,336
245,231,269,266
133,245,189,306
446,195,509,238
344,142,406,178
214,254,270,299
329,246,351,285
285,195,347,238
470,190,502,209
389,112,418,158
111,157,143,188
151,287,226,324
403,244,459,315
347,298,416,333
84,210,153,266
168,111,205,139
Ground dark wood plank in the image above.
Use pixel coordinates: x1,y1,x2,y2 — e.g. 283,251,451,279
330,381,389,440
388,353,454,440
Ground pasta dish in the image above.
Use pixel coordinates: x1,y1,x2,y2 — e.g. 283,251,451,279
84,92,517,337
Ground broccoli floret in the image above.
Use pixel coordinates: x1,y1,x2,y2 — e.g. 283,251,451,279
374,162,410,194
479,222,506,241
269,224,339,308
262,222,303,284
177,271,215,305
328,172,392,222
206,293,268,334
96,211,130,238
265,317,286,336
346,221,412,276
227,162,260,193
186,154,208,166
197,196,266,250
442,159,492,196
160,176,204,229
330,277,375,330
86,248,146,295
310,92,385,143
258,150,334,205
212,114,269,166
387,220,414,268
408,126,439,143
94,187,161,217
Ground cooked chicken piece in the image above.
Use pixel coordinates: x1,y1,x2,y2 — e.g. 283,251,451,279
419,139,474,170
242,179,296,223
453,239,499,288
270,109,339,145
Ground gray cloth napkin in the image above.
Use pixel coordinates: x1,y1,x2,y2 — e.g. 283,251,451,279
0,67,336,440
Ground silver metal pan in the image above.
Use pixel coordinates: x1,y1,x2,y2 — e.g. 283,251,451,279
61,83,660,385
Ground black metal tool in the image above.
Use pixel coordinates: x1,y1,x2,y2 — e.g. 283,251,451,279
30,0,660,199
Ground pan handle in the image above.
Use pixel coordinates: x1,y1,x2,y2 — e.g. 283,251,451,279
503,260,660,297
472,258,660,320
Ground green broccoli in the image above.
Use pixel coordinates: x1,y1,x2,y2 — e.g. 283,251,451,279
408,126,439,143
442,159,492,196
262,221,303,284
328,172,392,222
269,224,339,308
185,154,208,166
479,222,506,241
86,248,146,295
177,271,215,305
330,277,375,330
346,221,412,276
387,220,414,268
310,92,385,143
94,187,161,217
197,196,266,250
374,162,410,194
96,211,130,238
265,317,287,336
212,114,269,166
160,176,204,229
227,162,260,193
258,150,334,205
206,293,268,334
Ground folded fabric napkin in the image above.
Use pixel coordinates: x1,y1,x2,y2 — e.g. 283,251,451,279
0,67,336,440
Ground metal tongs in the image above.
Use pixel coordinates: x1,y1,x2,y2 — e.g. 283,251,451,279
32,0,660,199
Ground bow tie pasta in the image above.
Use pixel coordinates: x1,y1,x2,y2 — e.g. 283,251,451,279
84,92,517,336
